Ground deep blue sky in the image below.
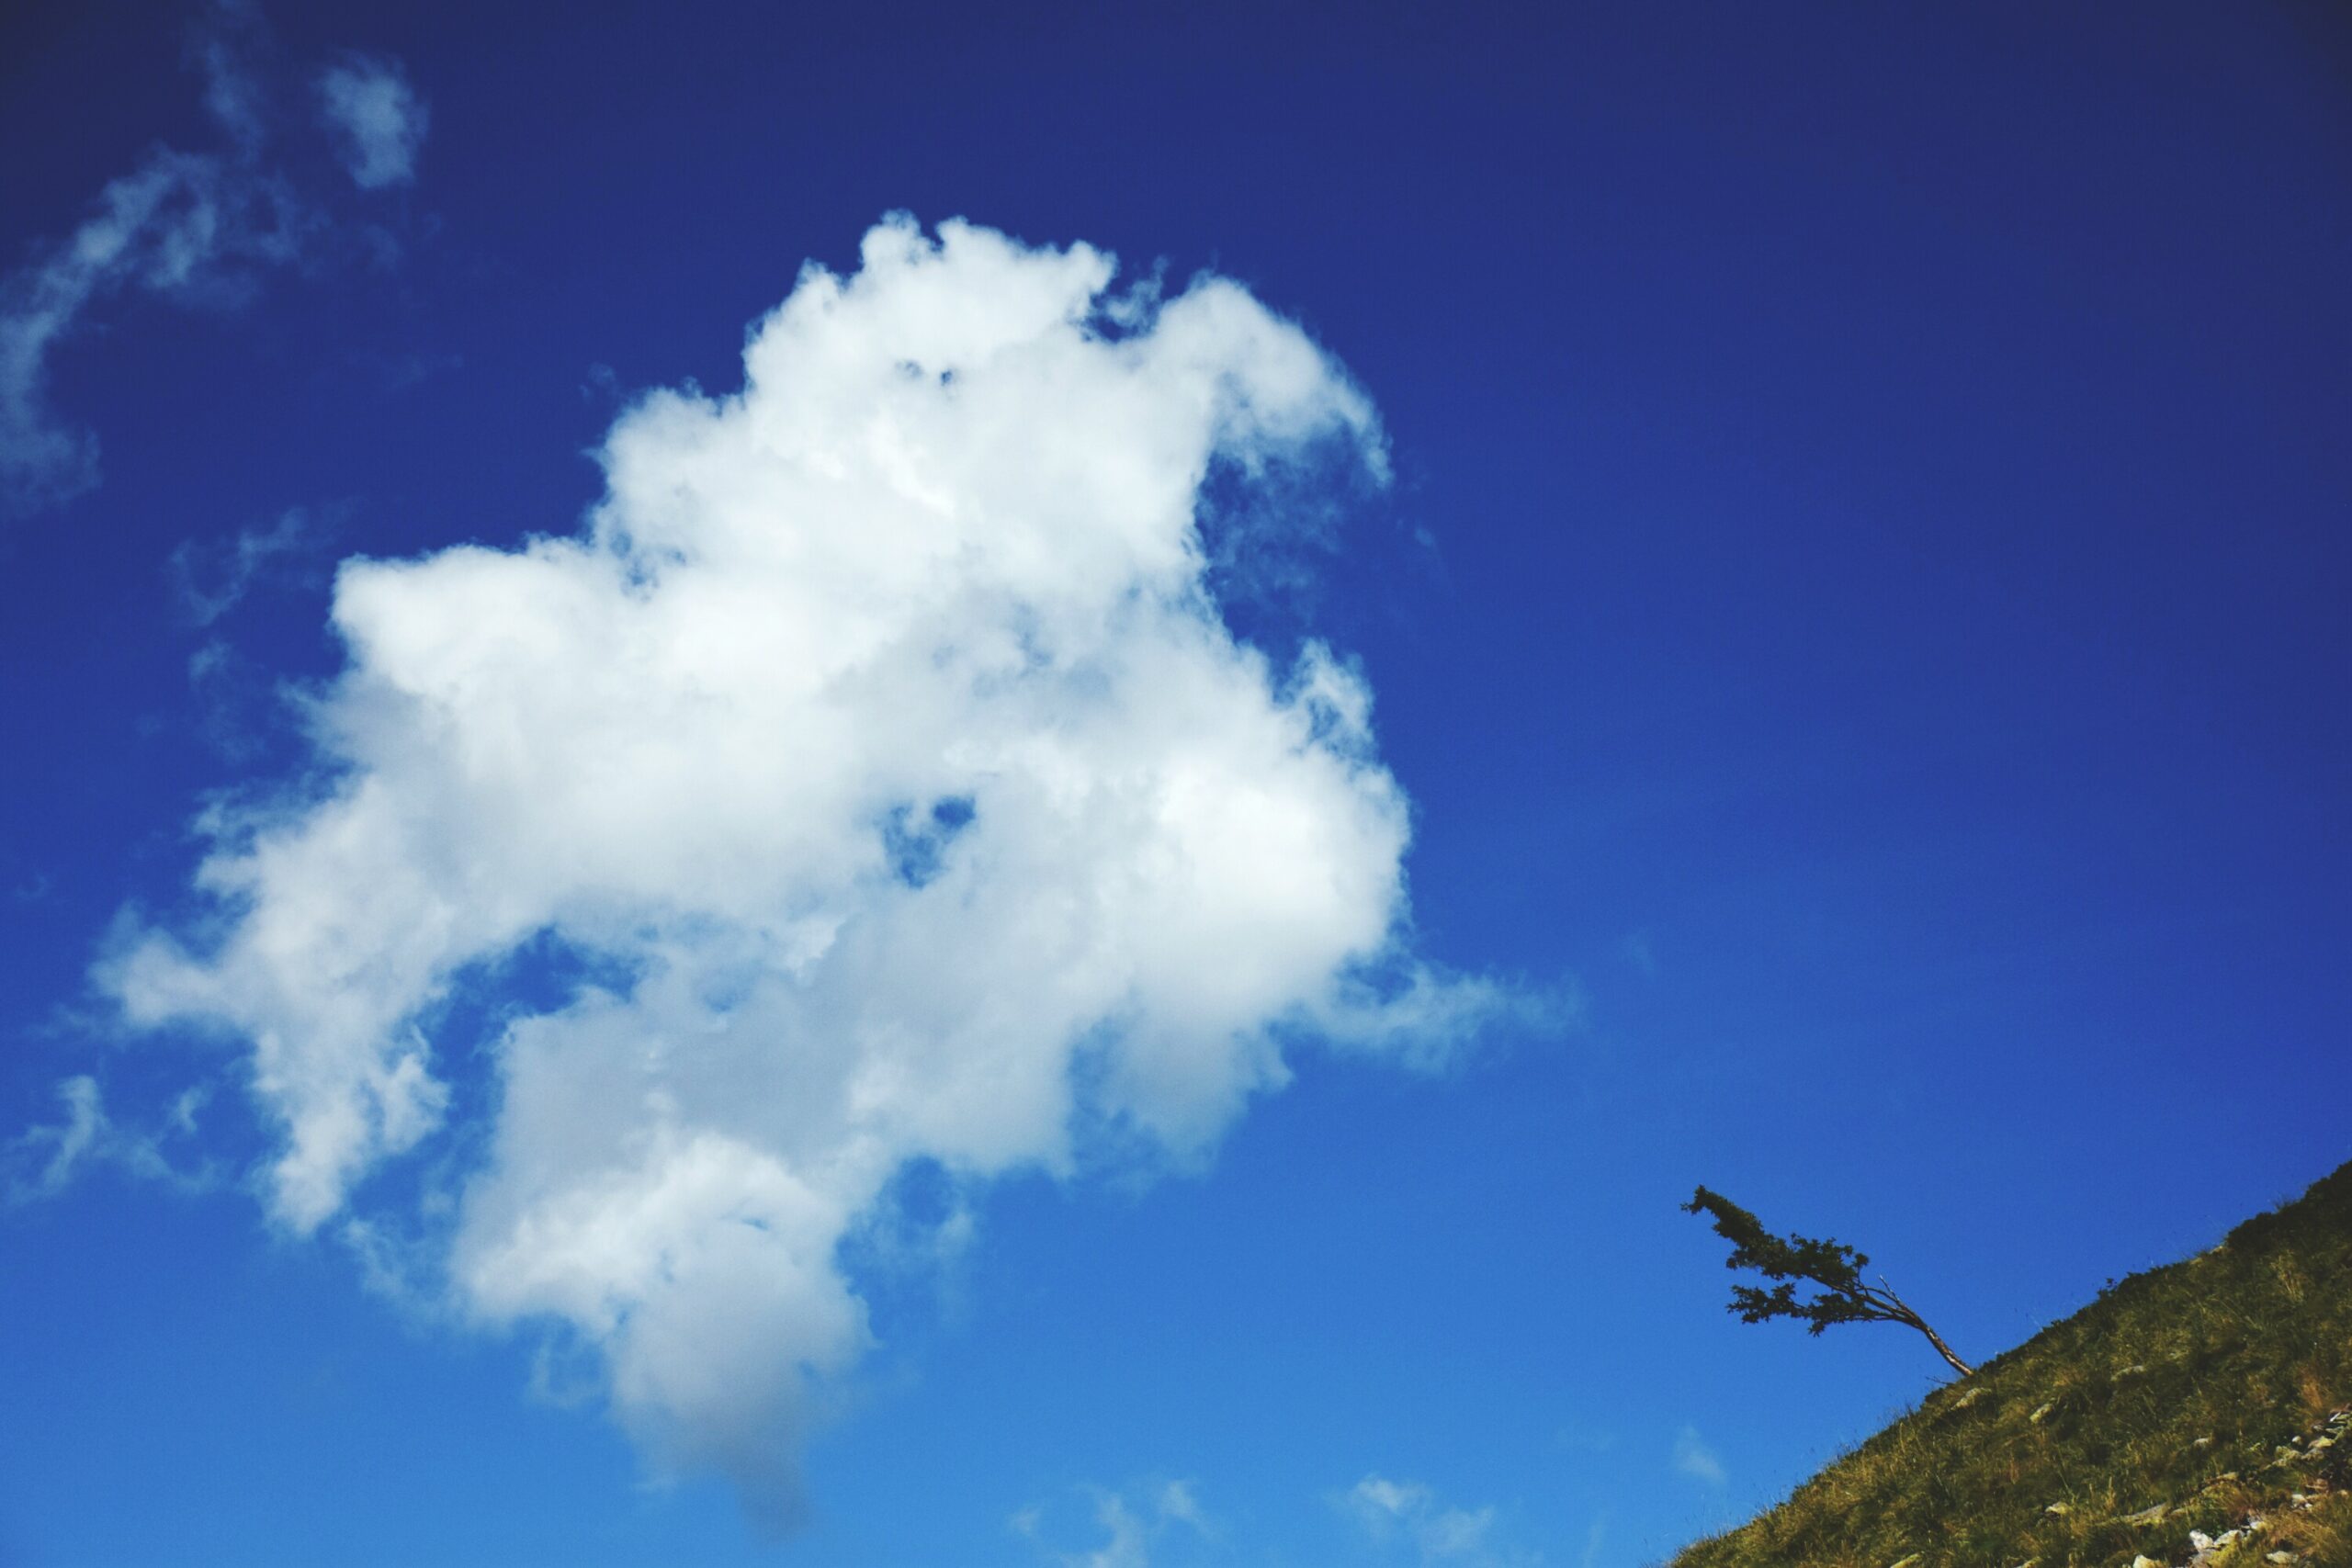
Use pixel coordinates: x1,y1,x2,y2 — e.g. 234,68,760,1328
3,3,2348,1564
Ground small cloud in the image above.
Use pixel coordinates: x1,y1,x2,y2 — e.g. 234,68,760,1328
1069,1495,1148,1568
1340,1474,1514,1564
5,1075,214,1203
1013,1479,1212,1568
355,346,462,392
1155,1479,1209,1537
1672,1426,1727,1487
168,506,326,626
1308,957,1572,1075
338,1214,446,1320
190,0,271,155
1615,931,1658,978
186,637,271,761
0,6,427,518
580,361,626,406
316,57,429,189
1347,1474,1433,1531
7,1077,108,1201
166,510,334,757
167,1084,210,1136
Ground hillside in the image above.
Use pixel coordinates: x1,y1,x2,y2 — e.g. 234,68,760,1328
1670,1161,2352,1568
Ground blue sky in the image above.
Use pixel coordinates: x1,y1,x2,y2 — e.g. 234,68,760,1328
3,3,2348,1564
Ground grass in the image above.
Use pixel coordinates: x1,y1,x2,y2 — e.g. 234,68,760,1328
1668,1159,2352,1568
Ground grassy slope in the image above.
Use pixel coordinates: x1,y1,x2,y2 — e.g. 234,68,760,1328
1670,1160,2352,1568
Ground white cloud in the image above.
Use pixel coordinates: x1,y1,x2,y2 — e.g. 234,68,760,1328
104,216,1505,1522
1156,1479,1210,1537
0,143,298,515
1014,1479,1212,1568
0,5,420,518
1672,1426,1727,1487
5,1076,213,1202
317,58,429,189
1341,1474,1510,1564
1068,1495,1150,1568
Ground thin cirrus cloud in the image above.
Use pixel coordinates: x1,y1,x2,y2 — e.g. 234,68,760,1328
100,215,1519,1525
0,1,427,519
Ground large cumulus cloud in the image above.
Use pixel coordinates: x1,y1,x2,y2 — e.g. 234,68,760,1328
106,216,1499,1518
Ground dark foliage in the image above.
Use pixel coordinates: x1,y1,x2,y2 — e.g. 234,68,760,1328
1684,1186,1973,1375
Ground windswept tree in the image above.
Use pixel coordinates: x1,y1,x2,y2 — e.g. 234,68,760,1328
1683,1187,1973,1378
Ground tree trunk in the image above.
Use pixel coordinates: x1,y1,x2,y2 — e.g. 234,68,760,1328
1908,1314,1974,1379
1875,1277,1974,1378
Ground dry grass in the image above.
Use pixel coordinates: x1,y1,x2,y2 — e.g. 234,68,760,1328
1668,1160,2352,1568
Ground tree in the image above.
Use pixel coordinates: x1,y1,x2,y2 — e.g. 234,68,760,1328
1682,1186,1974,1378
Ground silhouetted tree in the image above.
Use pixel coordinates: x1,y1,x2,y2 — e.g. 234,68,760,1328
1683,1186,1973,1378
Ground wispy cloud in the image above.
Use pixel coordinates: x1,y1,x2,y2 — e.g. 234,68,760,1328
0,2,427,518
1341,1473,1526,1565
1614,930,1658,979
1673,1426,1727,1487
1012,1479,1213,1568
316,57,429,189
1578,1515,1609,1568
1070,1495,1151,1568
1155,1480,1210,1539
168,506,328,626
5,1077,214,1203
163,507,336,760
102,216,1510,1527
